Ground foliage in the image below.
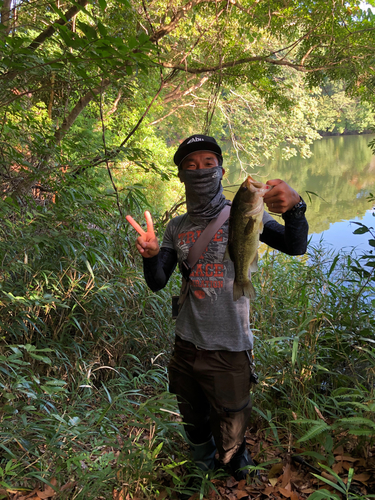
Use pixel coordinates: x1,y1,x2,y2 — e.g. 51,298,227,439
1,0,375,205
1,0,375,497
306,465,372,499
251,221,375,466
314,82,375,135
0,179,184,498
1,186,375,497
0,341,185,499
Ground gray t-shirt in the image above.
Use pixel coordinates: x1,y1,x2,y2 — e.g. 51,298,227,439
162,213,258,352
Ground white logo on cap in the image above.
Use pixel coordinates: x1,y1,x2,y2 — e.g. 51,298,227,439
186,137,204,144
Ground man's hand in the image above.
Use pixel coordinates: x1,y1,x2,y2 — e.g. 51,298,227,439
126,211,160,258
263,179,300,214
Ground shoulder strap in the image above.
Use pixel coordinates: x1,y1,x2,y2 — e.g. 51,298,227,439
187,204,231,269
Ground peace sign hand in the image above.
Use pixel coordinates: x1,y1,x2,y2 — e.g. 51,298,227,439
126,211,160,258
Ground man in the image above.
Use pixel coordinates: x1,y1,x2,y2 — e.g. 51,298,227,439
126,134,308,481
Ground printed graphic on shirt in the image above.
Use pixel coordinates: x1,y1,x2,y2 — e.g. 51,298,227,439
177,227,228,301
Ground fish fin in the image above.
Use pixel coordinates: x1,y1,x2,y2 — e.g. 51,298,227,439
249,253,258,273
259,220,264,234
233,280,256,301
244,218,255,236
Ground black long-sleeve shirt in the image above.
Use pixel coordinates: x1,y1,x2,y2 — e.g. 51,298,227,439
143,211,308,293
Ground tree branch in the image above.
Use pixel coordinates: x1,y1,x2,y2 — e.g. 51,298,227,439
0,0,12,35
159,53,366,74
72,79,166,176
164,75,209,103
54,78,111,144
150,0,212,42
148,101,196,126
27,0,89,52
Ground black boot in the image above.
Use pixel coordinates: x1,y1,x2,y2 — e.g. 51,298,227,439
228,439,258,481
185,432,217,471
177,433,218,500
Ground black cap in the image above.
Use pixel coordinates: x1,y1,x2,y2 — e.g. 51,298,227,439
173,134,223,167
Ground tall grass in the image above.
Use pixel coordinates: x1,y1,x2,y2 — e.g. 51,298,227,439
251,242,375,465
1,185,374,498
0,183,186,498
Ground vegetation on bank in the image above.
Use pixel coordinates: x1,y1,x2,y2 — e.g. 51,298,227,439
1,185,374,499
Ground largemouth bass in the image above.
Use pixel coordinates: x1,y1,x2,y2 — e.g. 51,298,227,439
226,175,271,301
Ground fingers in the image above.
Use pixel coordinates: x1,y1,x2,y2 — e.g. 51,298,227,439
136,238,146,255
266,179,282,188
125,215,145,236
136,235,160,258
264,179,300,213
144,210,155,235
264,179,282,201
126,211,159,258
126,211,155,236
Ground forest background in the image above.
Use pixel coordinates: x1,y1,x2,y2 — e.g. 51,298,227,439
1,0,375,499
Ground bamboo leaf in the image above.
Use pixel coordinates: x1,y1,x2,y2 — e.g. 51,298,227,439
311,474,346,494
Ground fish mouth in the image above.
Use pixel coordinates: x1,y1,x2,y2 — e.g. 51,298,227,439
244,175,270,193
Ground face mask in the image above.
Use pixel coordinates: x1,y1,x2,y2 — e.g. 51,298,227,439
179,166,227,223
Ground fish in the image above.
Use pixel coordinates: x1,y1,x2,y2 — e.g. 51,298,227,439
226,175,271,301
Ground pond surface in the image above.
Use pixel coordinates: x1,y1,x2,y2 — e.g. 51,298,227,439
223,134,375,253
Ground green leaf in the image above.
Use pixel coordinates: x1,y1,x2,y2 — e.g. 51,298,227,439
297,422,329,443
49,2,67,21
28,353,51,364
353,226,369,234
311,474,346,494
152,442,163,459
328,255,339,277
51,413,67,424
128,36,137,49
3,197,19,208
292,337,299,366
44,379,66,386
97,21,107,36
138,32,150,44
348,429,375,436
84,257,95,281
306,489,340,500
77,21,98,41
338,417,375,428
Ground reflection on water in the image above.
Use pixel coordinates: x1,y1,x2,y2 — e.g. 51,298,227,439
223,134,375,251
309,209,375,253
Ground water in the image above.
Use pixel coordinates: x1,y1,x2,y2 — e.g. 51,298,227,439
223,134,375,253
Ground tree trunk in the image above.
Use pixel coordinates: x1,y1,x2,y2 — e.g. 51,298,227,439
0,0,12,36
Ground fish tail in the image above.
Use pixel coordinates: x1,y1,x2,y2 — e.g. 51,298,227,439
233,280,256,301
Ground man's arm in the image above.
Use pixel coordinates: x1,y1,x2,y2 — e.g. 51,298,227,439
261,179,308,255
260,213,308,255
143,248,178,292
